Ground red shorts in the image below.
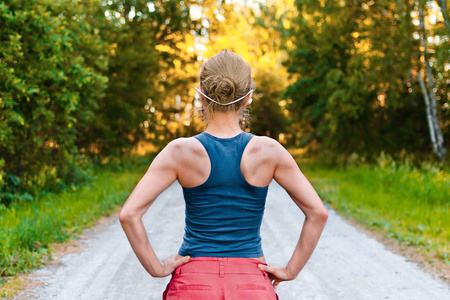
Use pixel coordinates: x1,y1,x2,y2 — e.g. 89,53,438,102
163,257,279,300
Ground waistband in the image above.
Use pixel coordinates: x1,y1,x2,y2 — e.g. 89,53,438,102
174,257,268,278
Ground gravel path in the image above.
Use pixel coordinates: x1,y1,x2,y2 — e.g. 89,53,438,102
14,181,450,299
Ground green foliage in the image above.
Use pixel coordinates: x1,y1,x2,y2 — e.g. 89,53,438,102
0,0,108,203
297,153,450,265
251,70,288,139
80,0,198,157
283,0,448,159
0,0,198,204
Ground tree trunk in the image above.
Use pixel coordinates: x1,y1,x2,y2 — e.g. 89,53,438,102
417,72,440,157
418,0,447,160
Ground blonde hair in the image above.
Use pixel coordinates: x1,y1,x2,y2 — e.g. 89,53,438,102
199,50,256,124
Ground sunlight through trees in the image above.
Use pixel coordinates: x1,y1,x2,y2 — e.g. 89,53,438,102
1,0,449,203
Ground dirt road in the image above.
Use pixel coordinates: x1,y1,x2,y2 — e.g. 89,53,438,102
15,181,450,299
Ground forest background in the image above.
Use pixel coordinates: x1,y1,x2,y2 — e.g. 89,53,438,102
1,0,449,286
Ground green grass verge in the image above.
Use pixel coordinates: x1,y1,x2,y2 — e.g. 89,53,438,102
0,158,149,278
294,153,450,266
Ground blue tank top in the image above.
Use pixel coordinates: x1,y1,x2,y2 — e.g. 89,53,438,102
178,132,269,258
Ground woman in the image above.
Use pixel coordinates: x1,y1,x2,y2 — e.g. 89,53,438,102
119,50,328,299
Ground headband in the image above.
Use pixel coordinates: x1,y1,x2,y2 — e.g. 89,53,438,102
195,87,253,106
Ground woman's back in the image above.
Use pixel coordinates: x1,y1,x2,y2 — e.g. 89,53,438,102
177,132,268,258
171,132,280,190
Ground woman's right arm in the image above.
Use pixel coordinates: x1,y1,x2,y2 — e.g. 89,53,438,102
257,142,328,288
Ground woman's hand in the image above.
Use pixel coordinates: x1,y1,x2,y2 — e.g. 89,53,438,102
153,254,191,277
258,264,296,289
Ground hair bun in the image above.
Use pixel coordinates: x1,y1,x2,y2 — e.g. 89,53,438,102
216,76,236,103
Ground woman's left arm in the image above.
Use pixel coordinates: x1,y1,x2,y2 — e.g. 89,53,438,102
119,141,190,277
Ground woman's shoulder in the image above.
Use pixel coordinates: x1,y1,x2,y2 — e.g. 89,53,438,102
247,135,287,157
249,134,284,148
163,136,206,160
166,136,200,148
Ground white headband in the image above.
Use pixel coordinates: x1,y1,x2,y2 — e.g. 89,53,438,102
195,87,253,106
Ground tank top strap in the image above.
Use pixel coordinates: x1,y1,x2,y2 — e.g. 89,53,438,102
194,132,254,156
193,132,254,184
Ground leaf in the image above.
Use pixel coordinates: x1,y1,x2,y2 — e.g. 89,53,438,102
7,174,22,186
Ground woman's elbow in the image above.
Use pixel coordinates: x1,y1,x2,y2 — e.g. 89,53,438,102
311,206,328,225
319,207,328,224
119,206,133,225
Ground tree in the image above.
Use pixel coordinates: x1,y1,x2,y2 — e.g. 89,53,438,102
0,0,108,203
78,0,198,156
416,0,446,160
283,0,448,161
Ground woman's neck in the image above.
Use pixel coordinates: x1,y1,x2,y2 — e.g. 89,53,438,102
205,111,242,138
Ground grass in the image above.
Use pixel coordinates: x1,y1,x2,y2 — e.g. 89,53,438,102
292,151,450,266
0,157,149,282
